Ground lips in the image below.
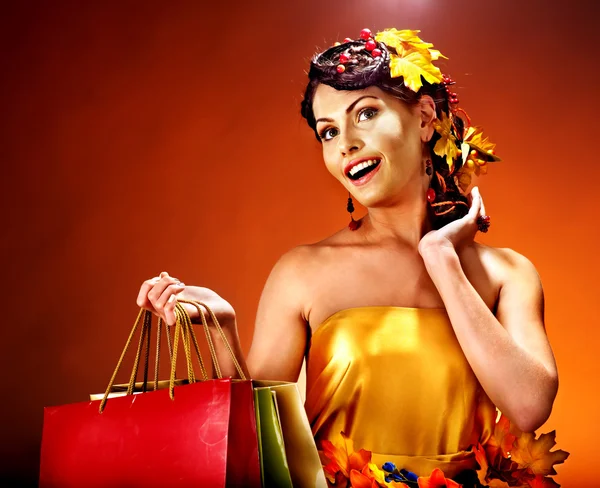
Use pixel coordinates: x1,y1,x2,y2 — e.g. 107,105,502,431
344,157,382,186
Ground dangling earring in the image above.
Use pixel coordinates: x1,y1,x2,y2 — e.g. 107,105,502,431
425,159,436,204
347,192,360,231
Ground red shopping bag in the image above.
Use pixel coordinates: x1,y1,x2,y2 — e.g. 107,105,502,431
39,302,261,488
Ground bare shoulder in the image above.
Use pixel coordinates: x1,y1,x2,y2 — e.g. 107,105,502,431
278,227,350,266
267,233,342,292
473,242,540,276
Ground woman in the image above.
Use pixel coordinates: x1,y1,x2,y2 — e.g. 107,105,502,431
136,28,560,485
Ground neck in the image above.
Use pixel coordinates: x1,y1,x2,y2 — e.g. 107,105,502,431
360,194,432,249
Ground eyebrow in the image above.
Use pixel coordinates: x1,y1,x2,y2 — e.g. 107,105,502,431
315,95,380,125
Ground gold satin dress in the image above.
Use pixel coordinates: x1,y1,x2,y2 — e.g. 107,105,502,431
305,307,497,478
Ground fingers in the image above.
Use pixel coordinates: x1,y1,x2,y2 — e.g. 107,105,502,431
467,186,482,222
166,294,179,326
155,282,186,325
136,271,185,325
471,187,491,233
136,276,161,308
477,187,487,217
147,272,183,304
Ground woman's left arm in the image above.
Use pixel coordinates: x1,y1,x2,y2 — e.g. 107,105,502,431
418,188,558,433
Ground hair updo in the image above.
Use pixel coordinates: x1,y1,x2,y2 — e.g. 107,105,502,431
300,38,468,230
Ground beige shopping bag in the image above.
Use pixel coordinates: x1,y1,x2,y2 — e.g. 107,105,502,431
254,380,327,488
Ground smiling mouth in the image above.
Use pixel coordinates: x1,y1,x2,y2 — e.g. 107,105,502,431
347,159,381,181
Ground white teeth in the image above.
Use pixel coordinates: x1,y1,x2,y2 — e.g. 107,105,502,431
349,159,379,177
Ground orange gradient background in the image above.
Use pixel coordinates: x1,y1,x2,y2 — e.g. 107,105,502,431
1,1,597,486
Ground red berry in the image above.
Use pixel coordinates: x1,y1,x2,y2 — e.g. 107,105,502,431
427,188,436,203
339,52,350,63
372,48,382,57
360,28,372,40
336,64,346,73
344,37,353,43
365,40,376,51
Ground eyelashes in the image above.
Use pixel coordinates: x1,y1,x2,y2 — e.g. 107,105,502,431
318,107,379,142
319,127,338,141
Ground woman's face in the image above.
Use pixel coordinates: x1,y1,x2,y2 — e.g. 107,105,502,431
312,84,432,208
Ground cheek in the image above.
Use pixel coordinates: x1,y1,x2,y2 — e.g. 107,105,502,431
322,146,342,178
378,115,420,155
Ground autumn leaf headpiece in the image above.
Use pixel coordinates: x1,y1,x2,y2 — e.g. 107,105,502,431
333,28,501,194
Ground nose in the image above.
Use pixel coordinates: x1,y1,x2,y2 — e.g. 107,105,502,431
338,129,363,156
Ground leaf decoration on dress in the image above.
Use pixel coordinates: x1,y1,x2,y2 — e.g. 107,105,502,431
474,414,569,488
510,431,570,477
350,469,380,488
527,474,561,488
487,414,520,457
416,468,461,488
320,421,568,488
322,431,372,484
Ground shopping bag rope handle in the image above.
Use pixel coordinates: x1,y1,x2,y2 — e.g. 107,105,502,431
178,299,246,381
100,308,147,412
99,307,201,412
99,300,245,413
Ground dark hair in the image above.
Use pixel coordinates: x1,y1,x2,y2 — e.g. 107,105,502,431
300,39,468,229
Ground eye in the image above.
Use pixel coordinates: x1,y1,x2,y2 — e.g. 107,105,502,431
319,127,339,142
358,107,378,122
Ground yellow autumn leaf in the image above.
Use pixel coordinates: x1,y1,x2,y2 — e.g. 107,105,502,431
389,51,443,92
374,28,446,92
510,431,570,476
457,172,472,192
375,28,423,49
432,114,459,171
463,126,501,162
429,49,447,61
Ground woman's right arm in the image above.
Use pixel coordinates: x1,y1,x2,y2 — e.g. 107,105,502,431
137,247,310,382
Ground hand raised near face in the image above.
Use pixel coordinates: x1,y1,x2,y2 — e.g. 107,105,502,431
418,186,489,255
136,271,236,328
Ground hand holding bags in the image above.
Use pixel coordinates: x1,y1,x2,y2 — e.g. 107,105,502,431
39,299,327,487
39,302,261,488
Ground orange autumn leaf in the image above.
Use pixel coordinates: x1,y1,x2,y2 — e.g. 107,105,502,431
417,468,461,488
488,414,519,456
350,469,380,488
321,431,372,482
474,443,492,486
510,431,570,476
487,480,518,488
527,474,560,488
331,471,349,488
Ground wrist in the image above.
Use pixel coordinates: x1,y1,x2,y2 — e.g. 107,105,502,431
418,237,456,260
420,241,461,274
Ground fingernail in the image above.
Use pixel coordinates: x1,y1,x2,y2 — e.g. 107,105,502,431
176,282,185,287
